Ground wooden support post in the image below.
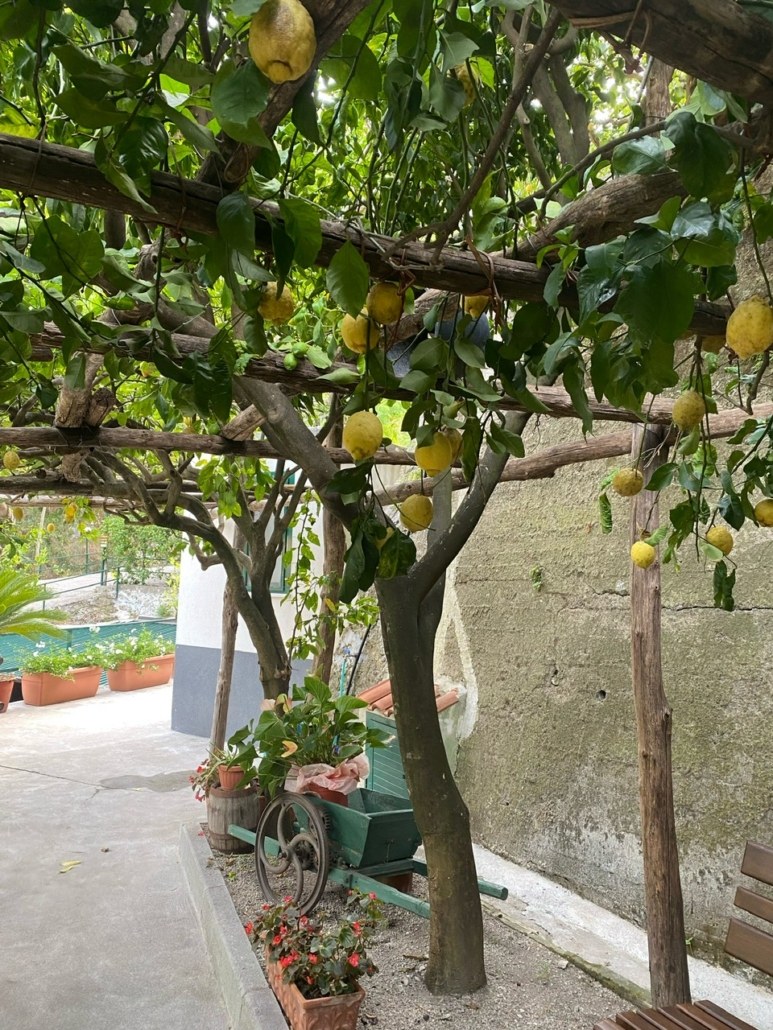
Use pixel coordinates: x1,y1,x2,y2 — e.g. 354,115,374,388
210,528,245,752
312,417,346,687
629,424,691,1007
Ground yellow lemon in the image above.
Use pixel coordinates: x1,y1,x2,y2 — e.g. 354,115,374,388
706,526,733,556
415,432,453,477
367,283,403,325
726,295,773,359
611,469,644,497
754,499,773,527
399,494,433,533
463,293,489,319
46,522,55,533
64,504,77,522
3,450,20,471
259,282,296,323
631,541,656,569
249,0,316,84
672,390,706,432
11,505,24,522
375,526,395,550
341,311,379,354
342,411,383,462
453,63,477,106
442,427,463,462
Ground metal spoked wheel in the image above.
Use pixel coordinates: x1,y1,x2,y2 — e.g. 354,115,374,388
255,791,330,915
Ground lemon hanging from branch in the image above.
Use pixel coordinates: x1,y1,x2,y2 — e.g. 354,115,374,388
249,0,317,84
342,411,383,462
415,433,453,477
259,282,295,323
726,295,773,359
340,311,379,354
399,494,433,533
367,282,403,325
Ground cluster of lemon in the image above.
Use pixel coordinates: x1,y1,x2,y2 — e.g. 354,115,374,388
615,291,773,572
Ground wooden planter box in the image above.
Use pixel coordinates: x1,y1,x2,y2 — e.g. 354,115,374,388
21,666,102,706
107,653,175,692
265,950,365,1030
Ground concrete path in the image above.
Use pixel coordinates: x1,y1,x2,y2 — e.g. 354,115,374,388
0,684,230,1030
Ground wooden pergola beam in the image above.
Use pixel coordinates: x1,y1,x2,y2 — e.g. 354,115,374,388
548,0,773,107
0,134,729,336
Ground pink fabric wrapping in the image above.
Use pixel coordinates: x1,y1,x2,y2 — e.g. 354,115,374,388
295,753,370,796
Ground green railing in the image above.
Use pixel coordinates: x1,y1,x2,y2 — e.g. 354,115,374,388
0,618,177,685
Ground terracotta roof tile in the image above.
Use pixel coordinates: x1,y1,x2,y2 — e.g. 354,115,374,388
359,679,459,718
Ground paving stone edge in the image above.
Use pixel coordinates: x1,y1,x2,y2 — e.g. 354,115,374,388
179,822,287,1030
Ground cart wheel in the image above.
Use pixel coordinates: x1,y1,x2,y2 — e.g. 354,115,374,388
255,791,330,915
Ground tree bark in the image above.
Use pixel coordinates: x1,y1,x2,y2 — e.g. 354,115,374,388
0,134,730,337
629,424,691,1008
547,0,773,106
210,528,245,751
376,469,485,993
311,420,346,686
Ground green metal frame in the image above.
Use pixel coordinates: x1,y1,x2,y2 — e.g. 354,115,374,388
227,822,508,920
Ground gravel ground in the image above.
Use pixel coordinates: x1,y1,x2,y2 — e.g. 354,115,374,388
213,845,622,1030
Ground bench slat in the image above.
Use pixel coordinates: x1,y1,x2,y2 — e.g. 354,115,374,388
696,1001,760,1030
615,1013,664,1030
741,842,773,888
593,1020,620,1030
725,917,773,977
673,1002,746,1030
734,886,773,927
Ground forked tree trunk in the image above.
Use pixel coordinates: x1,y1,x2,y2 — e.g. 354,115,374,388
629,424,691,1007
376,576,486,994
210,575,240,751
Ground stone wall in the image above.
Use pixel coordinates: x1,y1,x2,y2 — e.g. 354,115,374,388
352,414,773,953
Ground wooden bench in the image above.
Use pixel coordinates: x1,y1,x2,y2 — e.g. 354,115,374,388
595,841,773,1030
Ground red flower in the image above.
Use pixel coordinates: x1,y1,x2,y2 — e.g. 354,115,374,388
273,935,282,946
306,976,313,985
284,895,293,903
196,766,203,772
368,893,376,900
299,915,308,925
348,953,360,968
308,954,318,964
262,903,270,910
280,925,287,936
245,922,254,935
280,955,292,968
352,921,361,935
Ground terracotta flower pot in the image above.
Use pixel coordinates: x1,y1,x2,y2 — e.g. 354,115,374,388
265,950,365,1030
0,678,15,713
107,653,175,691
21,666,102,706
217,765,245,791
303,785,349,807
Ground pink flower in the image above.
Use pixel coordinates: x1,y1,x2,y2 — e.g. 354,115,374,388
368,893,376,900
348,953,360,968
245,922,254,935
308,954,318,964
280,955,292,968
273,935,282,945
306,976,313,985
352,921,361,936
284,895,293,903
196,766,203,772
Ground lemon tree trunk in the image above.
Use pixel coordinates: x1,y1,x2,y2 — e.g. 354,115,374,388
376,574,486,995
630,424,691,1007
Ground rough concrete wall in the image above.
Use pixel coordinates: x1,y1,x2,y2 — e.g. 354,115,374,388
449,414,773,952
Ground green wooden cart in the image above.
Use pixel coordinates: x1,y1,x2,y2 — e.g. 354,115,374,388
229,788,508,918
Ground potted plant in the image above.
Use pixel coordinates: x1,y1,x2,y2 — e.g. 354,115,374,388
0,569,67,712
189,745,255,798
20,642,104,706
101,629,174,691
191,745,260,854
250,890,382,1030
229,676,390,805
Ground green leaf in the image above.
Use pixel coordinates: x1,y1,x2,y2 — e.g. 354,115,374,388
563,360,593,434
713,559,736,611
615,261,700,343
64,352,87,389
217,192,256,258
543,331,577,375
163,56,214,90
29,216,104,297
211,60,271,147
67,0,124,26
326,240,370,316
292,80,321,144
278,198,322,268
599,492,613,534
161,101,219,154
55,89,129,129
489,422,524,457
322,35,382,101
2,307,45,334
699,539,725,562
611,136,666,175
453,334,486,369
543,263,565,308
644,526,669,546
231,0,270,14
318,367,361,385
428,67,466,122
646,462,676,491
377,528,417,579
666,111,736,202
461,417,482,482
409,336,447,373
99,157,156,213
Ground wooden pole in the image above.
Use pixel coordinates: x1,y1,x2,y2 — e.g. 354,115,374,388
311,417,346,687
629,424,691,1007
210,528,245,751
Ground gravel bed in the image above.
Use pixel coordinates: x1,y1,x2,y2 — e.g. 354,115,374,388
212,845,622,1030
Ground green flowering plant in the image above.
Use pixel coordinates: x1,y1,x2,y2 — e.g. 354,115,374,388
189,744,255,800
228,676,390,799
22,642,103,677
249,890,383,999
99,630,172,670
